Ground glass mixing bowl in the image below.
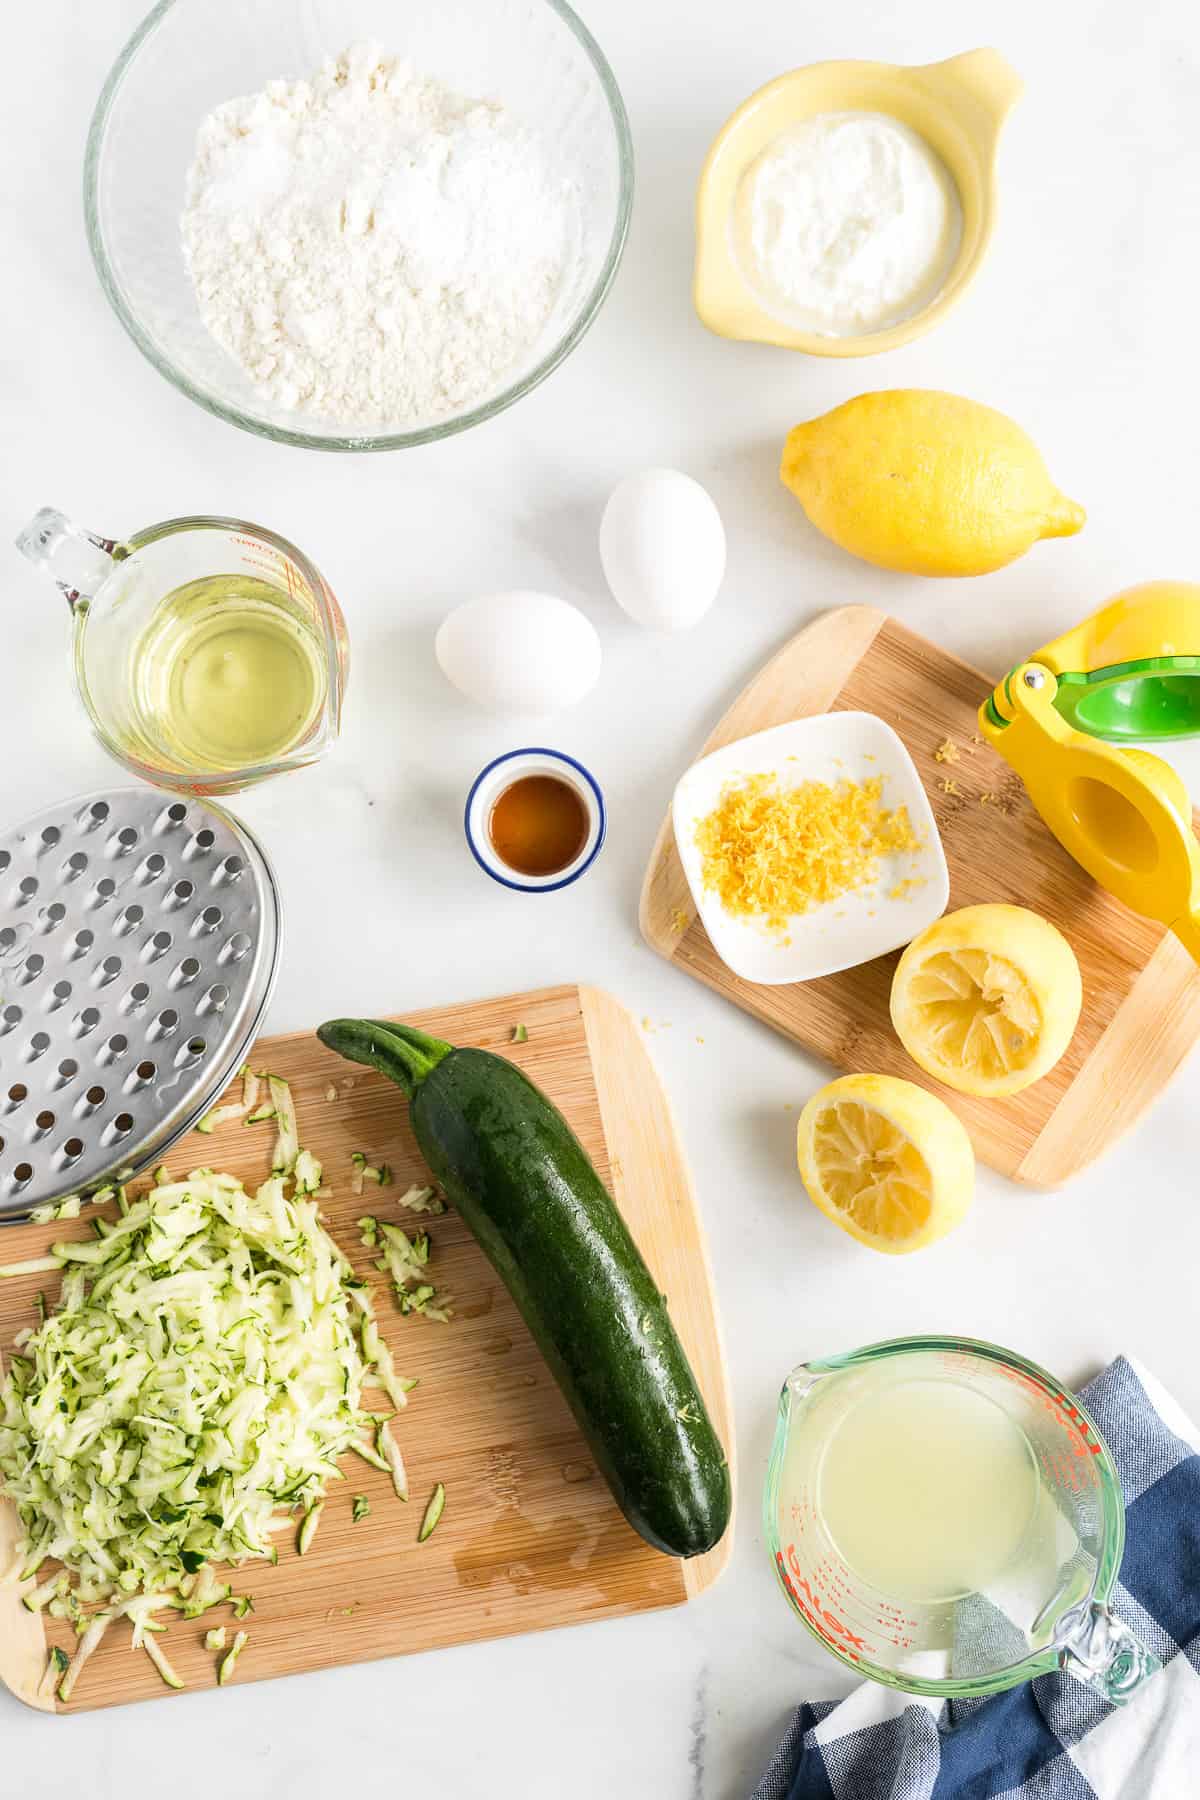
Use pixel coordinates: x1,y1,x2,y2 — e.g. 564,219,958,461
84,0,633,451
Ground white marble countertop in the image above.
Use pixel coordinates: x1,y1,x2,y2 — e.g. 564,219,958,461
5,1,1200,1794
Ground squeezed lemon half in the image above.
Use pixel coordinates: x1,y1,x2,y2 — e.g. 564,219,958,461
890,904,1082,1098
796,1073,974,1255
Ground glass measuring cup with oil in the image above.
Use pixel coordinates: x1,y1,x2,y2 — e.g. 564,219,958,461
765,1336,1159,1704
16,510,348,795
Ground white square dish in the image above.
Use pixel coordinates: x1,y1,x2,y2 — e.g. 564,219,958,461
671,712,949,985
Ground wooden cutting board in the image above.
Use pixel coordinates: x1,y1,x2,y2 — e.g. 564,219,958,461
0,985,733,1714
641,606,1200,1187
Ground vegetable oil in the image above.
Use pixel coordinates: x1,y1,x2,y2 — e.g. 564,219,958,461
123,575,327,773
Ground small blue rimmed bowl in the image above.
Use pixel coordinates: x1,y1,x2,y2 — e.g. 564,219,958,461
465,748,606,892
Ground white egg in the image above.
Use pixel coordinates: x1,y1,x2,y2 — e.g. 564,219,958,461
599,468,726,631
435,590,602,715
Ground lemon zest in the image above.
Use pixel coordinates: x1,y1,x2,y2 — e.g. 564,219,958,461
695,772,920,937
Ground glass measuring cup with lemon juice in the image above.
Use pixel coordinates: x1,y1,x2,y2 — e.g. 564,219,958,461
763,1339,1153,1699
813,1375,1049,1607
122,573,327,773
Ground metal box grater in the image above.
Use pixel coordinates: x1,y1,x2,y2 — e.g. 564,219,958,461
0,789,280,1218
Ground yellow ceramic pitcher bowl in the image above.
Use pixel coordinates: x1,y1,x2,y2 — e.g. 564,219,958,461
981,583,1200,964
694,48,1023,355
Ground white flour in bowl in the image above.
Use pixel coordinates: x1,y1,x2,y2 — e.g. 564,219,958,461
181,41,581,428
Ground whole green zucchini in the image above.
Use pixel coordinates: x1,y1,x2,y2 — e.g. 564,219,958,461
317,1016,731,1559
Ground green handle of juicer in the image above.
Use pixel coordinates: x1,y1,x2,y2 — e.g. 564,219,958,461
1030,582,1200,744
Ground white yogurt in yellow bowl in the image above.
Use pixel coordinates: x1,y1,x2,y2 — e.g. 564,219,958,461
695,49,1021,357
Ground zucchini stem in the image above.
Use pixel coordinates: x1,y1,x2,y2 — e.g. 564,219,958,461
317,1019,454,1099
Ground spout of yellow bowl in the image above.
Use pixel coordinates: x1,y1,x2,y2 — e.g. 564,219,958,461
915,48,1024,133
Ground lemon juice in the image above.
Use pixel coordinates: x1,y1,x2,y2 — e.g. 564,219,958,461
815,1377,1040,1603
125,575,327,774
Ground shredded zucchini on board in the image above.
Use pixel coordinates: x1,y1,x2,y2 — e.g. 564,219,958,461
0,1107,403,1701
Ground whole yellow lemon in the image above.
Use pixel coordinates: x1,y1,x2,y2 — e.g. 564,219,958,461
780,390,1085,577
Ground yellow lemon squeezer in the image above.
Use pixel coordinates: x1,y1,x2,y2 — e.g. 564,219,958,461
980,583,1200,963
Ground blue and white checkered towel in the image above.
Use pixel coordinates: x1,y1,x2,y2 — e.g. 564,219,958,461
752,1357,1200,1800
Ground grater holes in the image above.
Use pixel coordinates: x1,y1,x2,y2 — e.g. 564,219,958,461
38,901,67,934
134,853,167,887
147,1008,179,1042
107,826,140,858
182,828,216,862
194,906,223,937
87,877,118,910
54,1058,79,1087
175,1036,207,1070
39,826,61,852
78,800,109,832
17,876,38,903
93,955,123,988
124,1060,156,1095
32,1110,55,1137
10,1163,33,1190
114,904,144,936
62,851,89,883
47,979,72,1012
143,930,173,963
57,1138,85,1170
164,880,195,911
17,953,45,986
96,1033,129,1067
220,931,252,965
76,1086,106,1118
0,1004,22,1034
72,1007,101,1039
169,956,201,990
153,802,189,834
24,1033,51,1062
0,851,8,874
213,855,244,886
101,1113,135,1147
69,929,94,960
198,984,230,1016
5,1085,28,1111
122,981,151,1015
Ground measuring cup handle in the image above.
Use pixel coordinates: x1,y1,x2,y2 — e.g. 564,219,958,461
15,507,119,609
1058,1601,1161,1704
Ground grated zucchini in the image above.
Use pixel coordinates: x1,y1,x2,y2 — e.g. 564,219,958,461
218,1628,248,1685
37,1644,69,1700
143,1632,185,1690
378,1421,408,1502
418,1482,446,1542
297,1501,323,1557
268,1075,298,1173
360,1217,453,1322
0,1162,382,1688
395,1185,446,1217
